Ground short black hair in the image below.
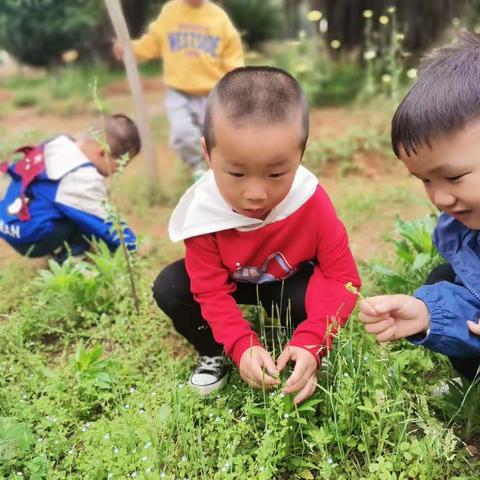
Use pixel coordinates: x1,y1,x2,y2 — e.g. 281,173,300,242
392,32,480,158
203,66,309,154
103,114,141,161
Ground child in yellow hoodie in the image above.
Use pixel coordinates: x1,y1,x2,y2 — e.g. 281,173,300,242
113,0,244,181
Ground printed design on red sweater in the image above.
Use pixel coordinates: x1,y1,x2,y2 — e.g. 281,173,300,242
232,251,297,284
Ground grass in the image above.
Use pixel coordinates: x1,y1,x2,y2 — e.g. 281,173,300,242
0,222,478,479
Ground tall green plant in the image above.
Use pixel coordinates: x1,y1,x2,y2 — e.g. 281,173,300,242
223,0,283,48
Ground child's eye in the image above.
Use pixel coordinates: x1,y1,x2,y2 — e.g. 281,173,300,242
421,178,430,184
269,173,286,178
446,173,469,182
228,172,244,178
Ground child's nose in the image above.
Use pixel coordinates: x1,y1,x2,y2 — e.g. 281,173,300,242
244,183,267,202
431,188,456,209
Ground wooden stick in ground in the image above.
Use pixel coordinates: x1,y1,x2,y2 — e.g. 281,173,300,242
105,0,162,201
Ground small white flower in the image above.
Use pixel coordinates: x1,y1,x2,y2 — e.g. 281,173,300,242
181,455,187,462
16,473,23,477
131,473,137,478
145,468,152,474
363,50,377,60
129,387,136,393
259,466,265,472
406,68,417,79
284,414,290,419
328,457,333,464
151,391,157,397
215,416,221,422
144,442,152,449
142,456,148,462
68,449,74,455
107,474,113,480
240,416,246,422
133,449,137,453
228,409,233,414
344,372,349,377
209,413,213,418
81,427,87,432
114,447,119,454
38,438,43,443
178,383,184,389
104,434,110,440
279,393,285,398
160,473,166,478
381,74,392,84
124,404,130,409
139,409,145,414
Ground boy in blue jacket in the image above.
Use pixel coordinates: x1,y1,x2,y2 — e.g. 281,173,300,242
359,32,480,381
0,114,140,262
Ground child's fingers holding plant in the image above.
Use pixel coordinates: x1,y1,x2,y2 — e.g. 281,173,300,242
239,346,280,389
467,318,480,335
276,346,318,404
359,294,430,341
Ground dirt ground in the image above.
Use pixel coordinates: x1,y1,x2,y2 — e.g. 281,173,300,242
0,78,430,270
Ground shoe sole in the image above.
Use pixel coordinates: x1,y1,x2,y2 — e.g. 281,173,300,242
189,374,228,396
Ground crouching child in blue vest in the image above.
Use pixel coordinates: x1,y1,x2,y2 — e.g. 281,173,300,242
0,114,141,262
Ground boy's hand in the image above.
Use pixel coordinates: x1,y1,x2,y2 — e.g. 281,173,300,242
276,346,318,404
467,319,480,335
239,346,280,389
112,40,124,61
359,294,430,342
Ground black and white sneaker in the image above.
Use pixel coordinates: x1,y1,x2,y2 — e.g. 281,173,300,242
189,355,229,395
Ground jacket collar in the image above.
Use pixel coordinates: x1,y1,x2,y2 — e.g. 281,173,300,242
434,213,480,298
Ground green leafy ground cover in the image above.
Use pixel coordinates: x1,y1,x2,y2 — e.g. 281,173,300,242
0,214,479,479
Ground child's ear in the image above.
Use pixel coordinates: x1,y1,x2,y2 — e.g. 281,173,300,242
200,137,212,167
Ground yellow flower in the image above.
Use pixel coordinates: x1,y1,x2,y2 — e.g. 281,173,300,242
381,74,392,83
406,68,417,79
379,15,389,25
362,10,374,18
330,39,341,49
307,10,322,22
62,50,79,64
363,50,377,60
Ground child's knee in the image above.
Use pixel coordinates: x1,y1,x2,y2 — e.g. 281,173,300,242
151,260,191,311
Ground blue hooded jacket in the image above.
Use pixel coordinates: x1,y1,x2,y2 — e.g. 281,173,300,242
0,136,136,251
411,213,480,357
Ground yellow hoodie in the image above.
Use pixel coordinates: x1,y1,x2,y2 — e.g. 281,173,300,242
133,0,244,95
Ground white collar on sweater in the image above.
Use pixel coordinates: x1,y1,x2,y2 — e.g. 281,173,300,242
44,135,92,180
169,165,318,242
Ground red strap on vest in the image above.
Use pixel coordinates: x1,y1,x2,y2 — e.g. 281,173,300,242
2,145,45,221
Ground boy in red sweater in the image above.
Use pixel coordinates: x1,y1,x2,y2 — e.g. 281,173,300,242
153,66,360,403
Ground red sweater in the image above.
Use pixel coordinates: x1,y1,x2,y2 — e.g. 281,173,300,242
184,185,361,366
